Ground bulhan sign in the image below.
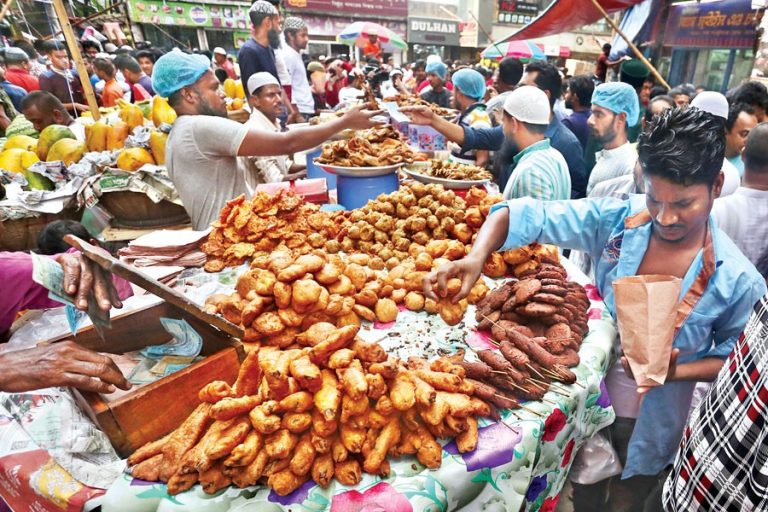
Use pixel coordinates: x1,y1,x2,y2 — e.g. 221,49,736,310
408,17,460,46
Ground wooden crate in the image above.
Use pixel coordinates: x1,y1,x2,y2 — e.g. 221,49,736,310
44,237,244,457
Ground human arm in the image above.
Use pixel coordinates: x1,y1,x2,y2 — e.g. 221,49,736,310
423,196,626,301
238,104,382,157
0,340,131,393
64,103,89,113
621,349,724,395
475,150,489,168
400,105,466,144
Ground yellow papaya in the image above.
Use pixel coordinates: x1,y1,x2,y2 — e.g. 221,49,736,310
224,78,237,99
4,135,38,152
106,121,129,151
46,138,87,165
116,147,155,172
0,148,29,173
37,125,76,160
85,121,108,152
152,96,177,127
234,80,245,99
148,131,168,166
117,99,145,131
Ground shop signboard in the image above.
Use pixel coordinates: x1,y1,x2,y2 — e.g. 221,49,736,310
284,0,407,18
128,0,250,29
664,0,758,49
408,17,460,46
497,0,539,25
300,14,406,38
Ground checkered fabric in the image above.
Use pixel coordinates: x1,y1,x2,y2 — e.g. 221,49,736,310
663,293,768,511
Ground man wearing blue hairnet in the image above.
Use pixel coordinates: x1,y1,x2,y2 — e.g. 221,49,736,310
586,82,639,194
152,51,381,231
420,61,452,109
449,68,491,167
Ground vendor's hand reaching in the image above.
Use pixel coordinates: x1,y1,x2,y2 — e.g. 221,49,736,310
621,348,680,395
423,255,484,303
0,341,131,394
58,250,123,312
340,104,385,130
400,105,436,126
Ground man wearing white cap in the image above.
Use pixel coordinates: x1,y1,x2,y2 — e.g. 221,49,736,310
240,72,305,185
690,91,741,197
282,17,315,120
212,47,236,80
501,86,570,201
152,52,381,230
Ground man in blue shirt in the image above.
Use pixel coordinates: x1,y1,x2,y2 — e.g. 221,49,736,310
238,0,281,97
562,74,593,150
404,60,587,198
0,64,26,112
424,107,766,511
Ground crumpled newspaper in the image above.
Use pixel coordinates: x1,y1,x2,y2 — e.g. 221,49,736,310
78,166,182,209
0,388,124,489
125,126,151,149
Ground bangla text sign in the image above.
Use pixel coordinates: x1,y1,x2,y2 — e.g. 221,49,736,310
664,0,758,49
284,0,407,18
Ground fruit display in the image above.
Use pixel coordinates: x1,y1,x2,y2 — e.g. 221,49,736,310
152,96,177,127
201,191,345,272
116,147,156,172
4,134,37,152
117,99,146,131
46,138,86,165
36,124,76,160
126,325,491,496
315,125,415,167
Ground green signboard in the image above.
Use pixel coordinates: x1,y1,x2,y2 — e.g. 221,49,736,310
128,0,250,29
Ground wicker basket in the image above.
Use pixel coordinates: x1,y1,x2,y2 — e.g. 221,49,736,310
99,191,190,229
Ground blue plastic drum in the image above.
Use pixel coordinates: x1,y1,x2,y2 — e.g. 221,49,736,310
336,173,400,210
305,146,336,189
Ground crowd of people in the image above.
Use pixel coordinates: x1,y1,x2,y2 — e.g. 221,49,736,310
0,0,768,510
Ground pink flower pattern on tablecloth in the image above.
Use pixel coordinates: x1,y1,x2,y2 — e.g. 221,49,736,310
542,408,567,442
330,482,413,512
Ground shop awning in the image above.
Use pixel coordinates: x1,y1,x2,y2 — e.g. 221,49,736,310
500,0,647,42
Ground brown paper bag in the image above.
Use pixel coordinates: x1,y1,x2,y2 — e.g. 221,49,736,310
612,275,682,388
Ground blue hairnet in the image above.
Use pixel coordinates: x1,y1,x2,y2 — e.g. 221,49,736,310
591,82,640,126
425,61,447,81
152,51,212,98
452,68,486,101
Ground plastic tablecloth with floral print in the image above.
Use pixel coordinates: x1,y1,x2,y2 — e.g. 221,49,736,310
1,258,618,512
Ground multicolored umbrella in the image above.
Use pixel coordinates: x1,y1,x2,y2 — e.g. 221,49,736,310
337,21,408,50
481,40,547,61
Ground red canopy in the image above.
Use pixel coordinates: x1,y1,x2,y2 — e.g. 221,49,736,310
500,0,645,42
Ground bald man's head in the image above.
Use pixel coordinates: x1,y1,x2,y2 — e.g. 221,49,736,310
743,122,768,172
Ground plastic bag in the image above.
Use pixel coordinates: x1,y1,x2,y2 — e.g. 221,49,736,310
569,431,623,484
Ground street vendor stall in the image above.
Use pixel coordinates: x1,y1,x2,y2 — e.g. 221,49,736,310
0,181,617,512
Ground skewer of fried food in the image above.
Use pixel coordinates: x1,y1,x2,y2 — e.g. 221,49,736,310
527,377,570,397
492,394,544,417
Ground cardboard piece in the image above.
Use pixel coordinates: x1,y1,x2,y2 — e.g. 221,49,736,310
613,274,682,388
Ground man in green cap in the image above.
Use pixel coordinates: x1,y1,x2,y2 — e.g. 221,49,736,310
619,59,650,143
152,51,382,230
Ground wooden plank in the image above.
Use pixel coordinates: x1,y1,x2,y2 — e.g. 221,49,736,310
51,0,101,120
65,235,244,339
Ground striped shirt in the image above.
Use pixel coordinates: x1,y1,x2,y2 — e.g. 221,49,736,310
503,139,571,200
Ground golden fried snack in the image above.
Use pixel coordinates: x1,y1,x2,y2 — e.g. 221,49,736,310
410,373,437,407
206,417,251,460
277,390,314,413
179,417,236,474
210,395,262,421
219,295,244,325
339,360,368,400
314,369,341,420
311,430,334,453
264,429,299,459
263,456,292,478
166,470,198,495
312,409,338,438
336,311,361,328
290,432,316,476
340,423,366,453
131,453,164,481
438,299,466,326
315,262,343,285
254,311,285,337
328,274,355,295
241,296,268,327
368,358,398,380
327,348,356,369
374,298,398,323
350,304,374,322
312,453,335,488
332,437,349,463
334,458,362,486
363,417,401,475
128,433,170,466
160,403,212,482
466,280,490,305
232,348,261,397
404,291,425,311
309,324,360,365
230,449,269,488
390,371,416,411
199,462,232,494
483,252,507,278
297,321,336,346
276,263,306,282
289,354,322,392
291,279,323,313
223,430,262,467
413,369,463,392
249,402,281,434
353,288,378,308
340,393,369,423
272,281,292,309
366,373,387,399
277,308,304,328
456,416,479,453
391,288,407,304
282,412,313,433
414,426,442,469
